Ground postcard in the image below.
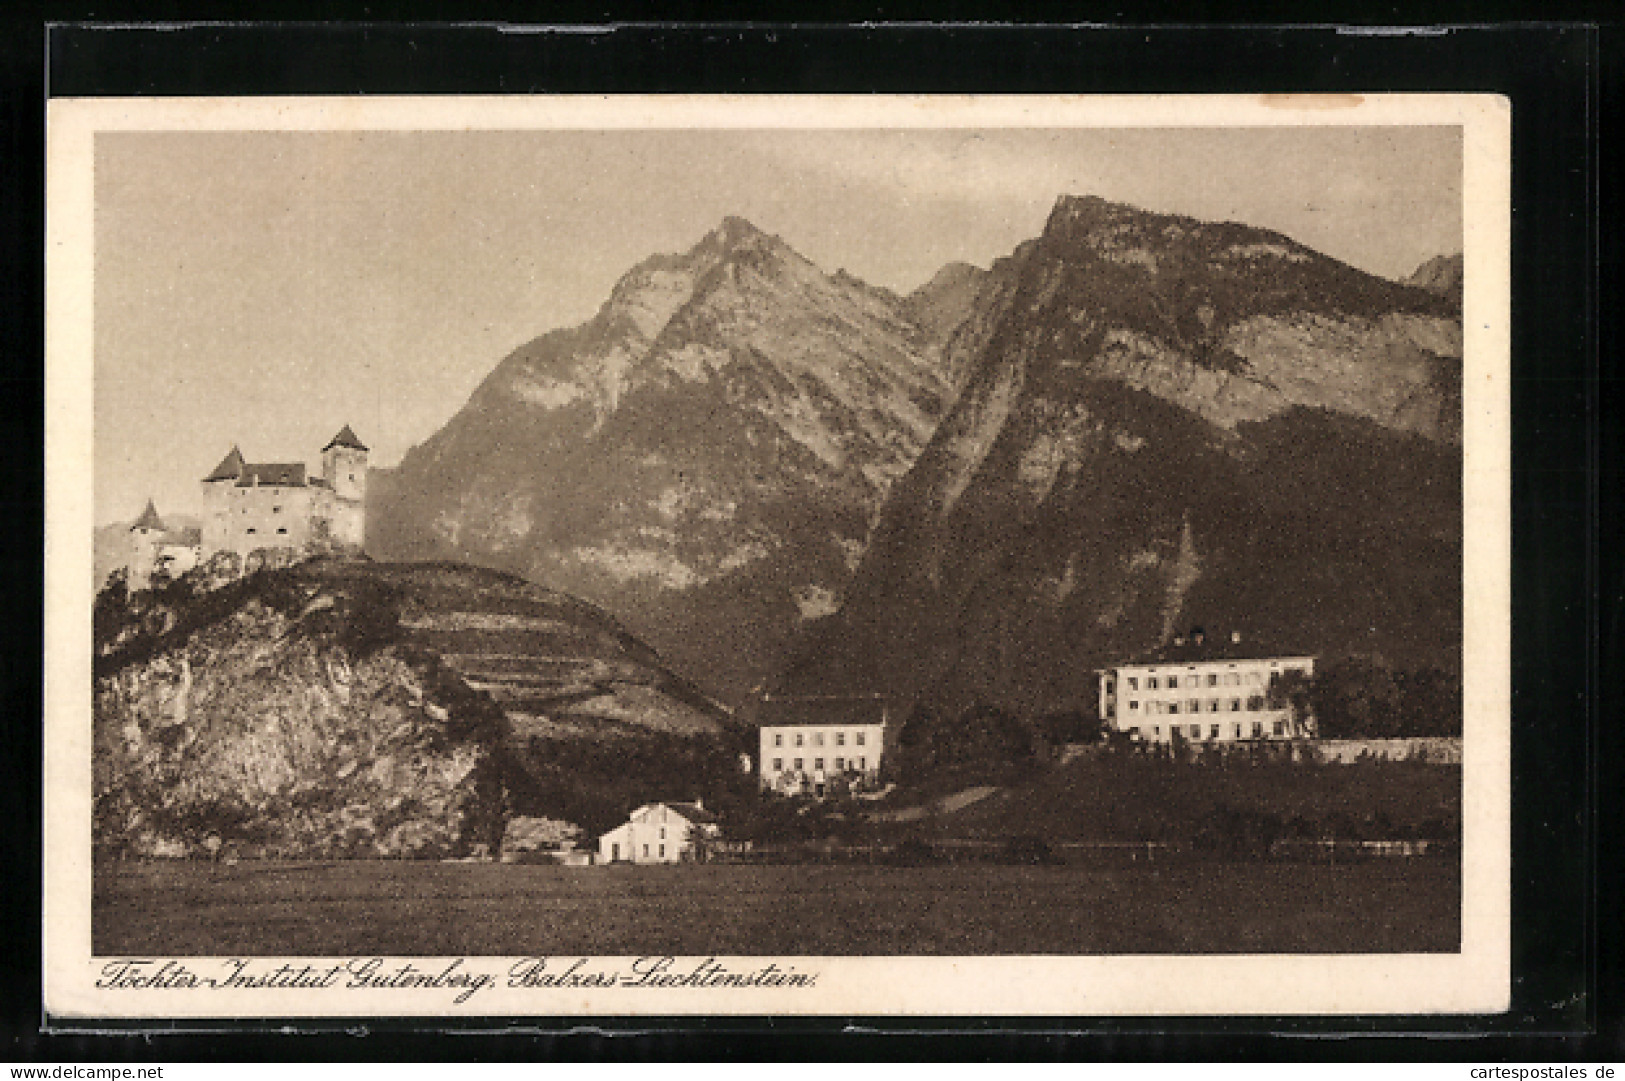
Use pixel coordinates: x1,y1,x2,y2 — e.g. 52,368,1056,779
45,93,1510,1018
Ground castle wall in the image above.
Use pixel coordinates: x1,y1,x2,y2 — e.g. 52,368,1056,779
211,484,315,558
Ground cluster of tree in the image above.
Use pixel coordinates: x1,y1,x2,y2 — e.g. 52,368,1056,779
499,732,756,840
881,700,1117,797
892,701,1044,790
1280,656,1463,739
93,562,316,675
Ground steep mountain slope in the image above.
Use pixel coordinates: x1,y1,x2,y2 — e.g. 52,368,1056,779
94,558,740,858
904,245,1033,391
370,218,953,703
1403,252,1464,306
783,195,1462,716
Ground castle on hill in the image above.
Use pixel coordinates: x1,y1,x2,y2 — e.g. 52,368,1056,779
121,425,368,589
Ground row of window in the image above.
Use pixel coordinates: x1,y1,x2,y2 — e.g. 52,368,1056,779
769,756,869,773
1130,720,1288,740
771,730,867,748
1118,671,1265,691
1126,696,1268,714
243,527,291,536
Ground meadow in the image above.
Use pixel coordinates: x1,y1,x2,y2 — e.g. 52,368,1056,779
94,857,1459,957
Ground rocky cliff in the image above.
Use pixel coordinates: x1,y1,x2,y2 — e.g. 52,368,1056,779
1403,252,1464,307
782,195,1463,716
369,218,952,703
94,559,740,859
904,244,1034,392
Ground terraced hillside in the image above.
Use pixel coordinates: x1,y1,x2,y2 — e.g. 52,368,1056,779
376,562,729,741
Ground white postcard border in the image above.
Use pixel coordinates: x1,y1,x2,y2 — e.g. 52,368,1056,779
45,93,1511,1019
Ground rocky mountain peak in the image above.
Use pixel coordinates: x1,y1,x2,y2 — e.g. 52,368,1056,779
691,215,794,265
1039,193,1310,268
915,260,985,293
716,214,768,241
1043,192,1132,232
1403,252,1464,305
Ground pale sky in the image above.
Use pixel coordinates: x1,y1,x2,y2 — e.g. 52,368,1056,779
94,126,1461,525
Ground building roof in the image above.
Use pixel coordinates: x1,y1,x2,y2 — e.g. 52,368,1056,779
161,526,203,548
1115,629,1313,668
203,446,245,482
322,424,369,453
236,462,307,488
753,695,888,728
601,802,719,839
130,499,166,532
663,801,719,825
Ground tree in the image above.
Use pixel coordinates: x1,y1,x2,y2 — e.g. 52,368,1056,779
892,699,1040,788
1036,709,1104,746
1306,656,1459,739
93,569,131,653
1267,669,1317,737
1394,667,1462,737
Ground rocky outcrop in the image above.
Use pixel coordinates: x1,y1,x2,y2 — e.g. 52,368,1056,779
1403,252,1464,307
95,587,498,860
905,244,1034,392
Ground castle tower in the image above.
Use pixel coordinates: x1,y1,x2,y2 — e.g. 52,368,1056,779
319,425,369,547
199,445,245,556
131,497,166,537
127,498,167,588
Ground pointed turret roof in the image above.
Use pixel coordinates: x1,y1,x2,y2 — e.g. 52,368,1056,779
203,445,245,482
322,425,369,453
131,498,166,532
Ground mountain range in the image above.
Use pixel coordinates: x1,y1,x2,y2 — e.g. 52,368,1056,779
785,196,1462,715
371,196,1463,719
369,216,960,702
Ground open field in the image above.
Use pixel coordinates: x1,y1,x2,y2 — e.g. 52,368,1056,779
936,757,1461,842
95,858,1459,956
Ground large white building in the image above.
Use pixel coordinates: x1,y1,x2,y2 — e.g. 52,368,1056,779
597,801,719,864
1096,629,1315,744
755,695,888,796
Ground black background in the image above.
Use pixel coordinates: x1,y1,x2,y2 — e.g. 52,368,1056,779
3,12,1618,1062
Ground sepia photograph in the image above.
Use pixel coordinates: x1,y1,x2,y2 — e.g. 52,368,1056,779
44,94,1511,1017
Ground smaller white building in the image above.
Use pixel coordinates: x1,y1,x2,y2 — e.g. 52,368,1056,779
597,801,719,865
1096,628,1315,744
755,695,888,796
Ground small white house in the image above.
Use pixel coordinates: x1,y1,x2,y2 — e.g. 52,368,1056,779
597,801,720,865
